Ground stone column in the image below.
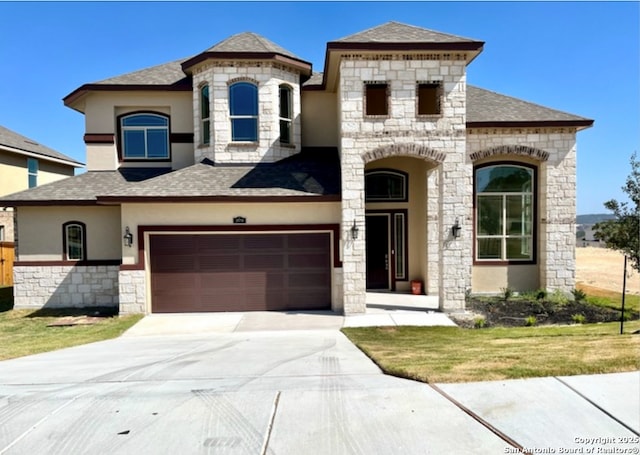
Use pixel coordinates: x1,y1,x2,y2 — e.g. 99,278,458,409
438,139,473,312
340,142,367,314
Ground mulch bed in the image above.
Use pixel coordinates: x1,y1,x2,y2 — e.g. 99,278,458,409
456,299,624,328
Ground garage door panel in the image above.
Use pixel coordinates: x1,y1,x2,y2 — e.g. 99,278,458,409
150,232,331,313
199,255,241,271
289,253,329,268
244,254,285,269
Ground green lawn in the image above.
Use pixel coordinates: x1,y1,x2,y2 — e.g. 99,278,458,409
343,321,640,384
577,283,640,317
0,308,143,361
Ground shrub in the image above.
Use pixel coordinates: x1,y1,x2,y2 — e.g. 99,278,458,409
525,315,537,326
536,289,547,301
572,314,586,324
572,288,587,302
501,287,513,300
548,289,570,305
473,317,486,329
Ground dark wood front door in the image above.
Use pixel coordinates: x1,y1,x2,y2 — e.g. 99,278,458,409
366,215,389,289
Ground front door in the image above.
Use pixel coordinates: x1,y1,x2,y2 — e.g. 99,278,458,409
366,214,390,289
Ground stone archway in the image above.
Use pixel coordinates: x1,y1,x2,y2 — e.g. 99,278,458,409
469,145,549,162
362,143,446,165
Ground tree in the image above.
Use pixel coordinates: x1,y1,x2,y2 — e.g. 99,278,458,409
594,152,640,272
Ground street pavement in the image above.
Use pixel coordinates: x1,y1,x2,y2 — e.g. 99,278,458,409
0,314,638,454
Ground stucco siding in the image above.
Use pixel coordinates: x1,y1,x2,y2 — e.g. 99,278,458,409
17,206,121,261
83,91,194,171
472,264,539,293
301,90,339,147
0,149,74,197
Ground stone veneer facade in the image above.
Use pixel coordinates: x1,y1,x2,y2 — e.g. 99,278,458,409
0,210,14,242
467,128,578,292
338,55,473,313
13,265,119,309
191,61,302,164
118,270,146,314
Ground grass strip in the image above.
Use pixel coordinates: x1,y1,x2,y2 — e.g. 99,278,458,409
0,309,143,361
342,321,640,384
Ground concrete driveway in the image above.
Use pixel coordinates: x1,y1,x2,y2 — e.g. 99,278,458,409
0,317,637,454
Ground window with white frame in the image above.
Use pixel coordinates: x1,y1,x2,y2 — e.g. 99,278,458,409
279,85,293,144
63,221,85,261
27,158,38,188
229,81,258,142
475,164,535,262
120,113,169,160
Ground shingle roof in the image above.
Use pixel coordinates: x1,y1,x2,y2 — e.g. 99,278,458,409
0,149,341,205
335,21,479,44
0,168,171,204
203,32,302,60
466,86,593,126
0,125,83,166
94,58,191,86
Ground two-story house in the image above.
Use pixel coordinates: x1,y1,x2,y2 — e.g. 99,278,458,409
0,22,593,314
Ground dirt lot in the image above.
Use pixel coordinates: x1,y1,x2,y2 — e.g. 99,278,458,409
576,247,640,295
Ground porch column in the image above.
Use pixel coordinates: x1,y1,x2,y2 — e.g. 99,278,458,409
438,145,473,312
341,142,367,314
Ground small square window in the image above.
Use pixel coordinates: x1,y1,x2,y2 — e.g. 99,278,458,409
417,82,442,116
365,83,388,116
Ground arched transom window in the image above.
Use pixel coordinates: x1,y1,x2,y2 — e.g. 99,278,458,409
120,113,169,160
475,164,535,262
365,170,408,202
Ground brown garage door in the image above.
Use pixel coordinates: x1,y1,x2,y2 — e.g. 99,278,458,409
150,233,331,313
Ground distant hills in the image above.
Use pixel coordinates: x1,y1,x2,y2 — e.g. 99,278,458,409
577,214,615,225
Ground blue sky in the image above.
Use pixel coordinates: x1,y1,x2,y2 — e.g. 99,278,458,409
0,1,637,214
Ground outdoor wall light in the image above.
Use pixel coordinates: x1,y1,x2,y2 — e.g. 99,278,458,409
351,220,359,240
123,226,134,247
451,219,462,238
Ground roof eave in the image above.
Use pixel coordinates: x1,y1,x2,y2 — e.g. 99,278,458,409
466,120,595,130
63,79,193,111
96,195,341,204
181,52,313,76
320,41,484,92
0,143,84,168
0,200,98,207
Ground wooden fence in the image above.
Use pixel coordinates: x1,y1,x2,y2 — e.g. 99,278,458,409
0,242,14,286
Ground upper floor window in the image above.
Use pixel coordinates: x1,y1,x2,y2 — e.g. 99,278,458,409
120,113,169,160
63,221,86,261
475,164,535,262
417,82,442,116
279,85,293,144
364,82,388,116
200,85,211,145
365,170,408,202
27,158,38,188
229,82,258,142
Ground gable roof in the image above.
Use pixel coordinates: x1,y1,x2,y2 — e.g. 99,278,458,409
334,21,481,45
466,86,593,129
203,32,302,58
181,31,312,75
0,148,341,206
0,125,83,167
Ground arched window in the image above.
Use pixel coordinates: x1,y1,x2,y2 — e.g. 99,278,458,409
229,82,258,142
120,113,169,160
200,85,211,145
63,221,86,261
279,85,293,144
475,163,535,262
365,170,408,202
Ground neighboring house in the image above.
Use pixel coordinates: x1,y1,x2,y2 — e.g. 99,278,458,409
0,22,593,314
0,125,82,241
